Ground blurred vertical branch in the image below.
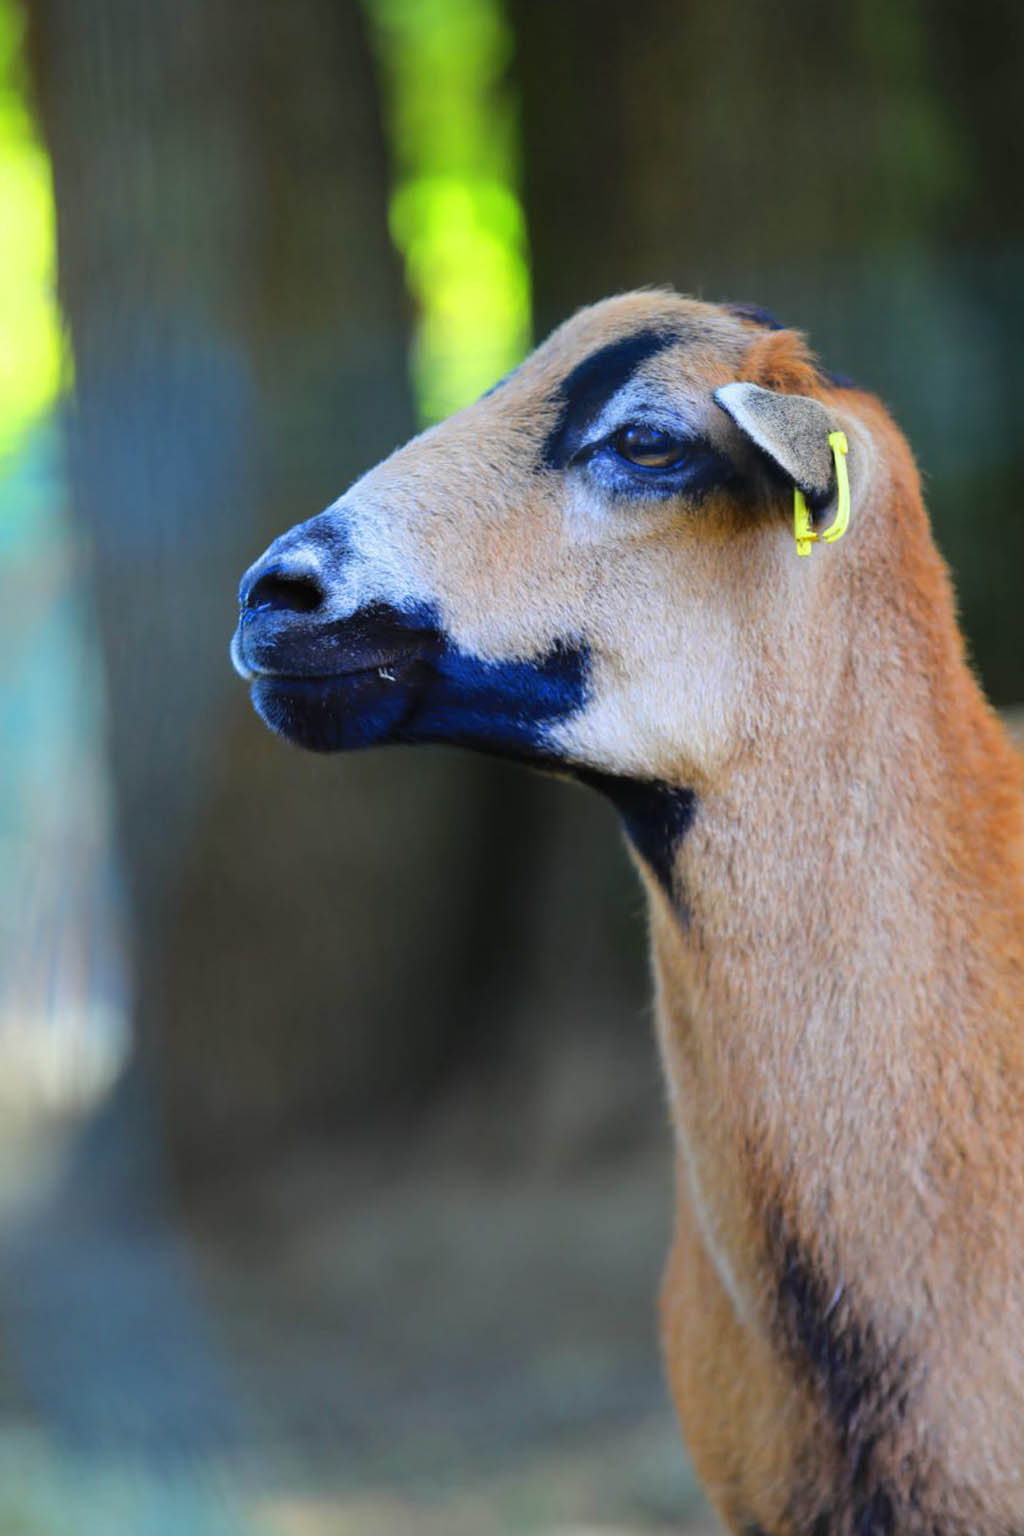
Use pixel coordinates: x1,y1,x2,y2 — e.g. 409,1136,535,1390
0,0,64,456
361,0,532,421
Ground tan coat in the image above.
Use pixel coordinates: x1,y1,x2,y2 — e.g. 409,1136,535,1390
234,292,1024,1534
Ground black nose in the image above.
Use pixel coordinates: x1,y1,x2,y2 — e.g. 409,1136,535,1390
241,558,325,616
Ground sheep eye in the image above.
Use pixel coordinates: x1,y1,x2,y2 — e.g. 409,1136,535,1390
612,425,687,469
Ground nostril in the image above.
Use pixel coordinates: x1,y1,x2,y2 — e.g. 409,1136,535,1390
245,568,324,616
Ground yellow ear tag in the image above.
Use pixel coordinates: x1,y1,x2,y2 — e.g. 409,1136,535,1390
794,430,850,557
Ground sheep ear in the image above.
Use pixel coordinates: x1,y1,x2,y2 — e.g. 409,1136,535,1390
714,382,836,503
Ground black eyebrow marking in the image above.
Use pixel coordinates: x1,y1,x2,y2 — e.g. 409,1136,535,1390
541,328,680,469
726,301,787,331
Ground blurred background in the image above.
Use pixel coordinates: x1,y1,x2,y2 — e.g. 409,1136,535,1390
0,1,1021,1531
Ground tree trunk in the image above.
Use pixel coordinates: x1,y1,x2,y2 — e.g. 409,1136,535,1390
26,0,508,1175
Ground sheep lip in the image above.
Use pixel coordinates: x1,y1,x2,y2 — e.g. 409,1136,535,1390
241,632,445,683
247,651,439,753
255,655,425,683
234,601,446,687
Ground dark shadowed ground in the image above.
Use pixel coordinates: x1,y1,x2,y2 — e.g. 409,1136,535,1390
0,1104,718,1534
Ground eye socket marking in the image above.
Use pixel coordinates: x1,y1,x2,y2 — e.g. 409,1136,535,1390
540,326,737,500
574,420,737,502
610,424,689,470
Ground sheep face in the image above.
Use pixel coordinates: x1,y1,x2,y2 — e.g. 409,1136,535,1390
232,290,856,817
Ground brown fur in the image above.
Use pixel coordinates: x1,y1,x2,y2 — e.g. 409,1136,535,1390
653,359,1024,1533
236,292,1024,1532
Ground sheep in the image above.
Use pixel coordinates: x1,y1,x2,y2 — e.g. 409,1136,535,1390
231,290,1024,1534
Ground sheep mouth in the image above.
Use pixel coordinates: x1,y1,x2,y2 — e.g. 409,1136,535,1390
247,647,438,686
231,599,447,751
235,597,591,760
232,600,445,686
249,651,440,752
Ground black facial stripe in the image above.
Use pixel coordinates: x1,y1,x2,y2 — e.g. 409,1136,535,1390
245,591,698,908
541,329,681,469
580,771,697,902
248,598,593,763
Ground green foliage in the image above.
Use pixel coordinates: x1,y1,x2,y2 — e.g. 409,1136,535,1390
0,0,66,466
363,0,532,421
